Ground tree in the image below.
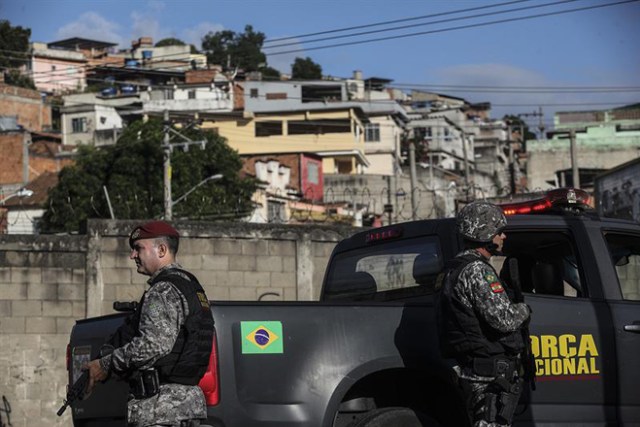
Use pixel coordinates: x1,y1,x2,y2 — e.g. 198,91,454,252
0,20,36,89
201,25,269,72
155,37,186,47
261,66,281,80
41,118,257,233
291,57,322,80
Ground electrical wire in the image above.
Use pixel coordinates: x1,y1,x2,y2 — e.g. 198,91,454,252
263,0,579,50
266,0,639,56
264,0,534,44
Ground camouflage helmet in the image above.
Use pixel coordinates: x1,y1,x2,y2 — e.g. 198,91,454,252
456,201,507,243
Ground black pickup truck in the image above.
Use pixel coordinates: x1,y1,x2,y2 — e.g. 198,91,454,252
66,188,640,426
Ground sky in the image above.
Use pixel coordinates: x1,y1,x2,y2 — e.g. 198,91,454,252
2,0,639,130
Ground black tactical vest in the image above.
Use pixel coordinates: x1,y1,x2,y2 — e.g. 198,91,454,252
436,254,524,363
108,268,214,385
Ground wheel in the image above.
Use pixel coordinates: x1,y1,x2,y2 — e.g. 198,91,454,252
351,407,441,427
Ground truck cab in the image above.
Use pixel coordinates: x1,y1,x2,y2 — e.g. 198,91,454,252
323,188,640,425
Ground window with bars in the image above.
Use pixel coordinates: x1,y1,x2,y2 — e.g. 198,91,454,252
71,117,87,133
365,124,380,142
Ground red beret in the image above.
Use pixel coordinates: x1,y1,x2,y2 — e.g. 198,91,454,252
129,220,179,248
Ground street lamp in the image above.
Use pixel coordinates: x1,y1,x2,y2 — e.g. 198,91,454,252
0,188,34,205
171,174,223,207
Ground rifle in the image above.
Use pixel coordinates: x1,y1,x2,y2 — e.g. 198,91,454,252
508,258,537,391
56,370,89,416
57,345,114,417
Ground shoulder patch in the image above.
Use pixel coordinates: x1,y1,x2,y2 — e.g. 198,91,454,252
484,273,497,283
484,273,504,293
490,282,504,293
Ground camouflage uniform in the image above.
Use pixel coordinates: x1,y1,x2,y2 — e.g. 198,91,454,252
438,201,531,427
450,249,530,427
100,263,206,426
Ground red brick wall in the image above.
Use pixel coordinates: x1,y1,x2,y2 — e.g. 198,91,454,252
0,135,72,186
0,84,52,132
185,69,218,84
0,132,26,185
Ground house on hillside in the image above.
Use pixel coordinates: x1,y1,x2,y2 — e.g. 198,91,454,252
202,79,370,176
527,104,640,190
28,42,87,94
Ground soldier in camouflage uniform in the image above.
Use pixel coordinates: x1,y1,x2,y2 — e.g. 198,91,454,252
437,201,531,427
86,221,214,427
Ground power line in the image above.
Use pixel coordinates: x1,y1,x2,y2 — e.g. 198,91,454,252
264,0,535,44
264,0,578,50
266,0,639,56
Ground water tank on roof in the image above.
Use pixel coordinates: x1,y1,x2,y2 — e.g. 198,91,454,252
101,87,117,97
142,50,153,60
125,59,140,68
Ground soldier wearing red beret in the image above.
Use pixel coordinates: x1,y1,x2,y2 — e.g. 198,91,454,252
86,220,214,427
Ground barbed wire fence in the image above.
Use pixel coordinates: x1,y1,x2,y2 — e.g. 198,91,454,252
33,182,561,231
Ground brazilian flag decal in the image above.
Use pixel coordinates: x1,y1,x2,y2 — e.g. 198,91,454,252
241,321,284,354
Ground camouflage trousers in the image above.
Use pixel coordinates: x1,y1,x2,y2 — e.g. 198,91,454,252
132,421,200,427
454,365,523,427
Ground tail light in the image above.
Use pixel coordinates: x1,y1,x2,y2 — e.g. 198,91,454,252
198,330,219,406
366,226,403,243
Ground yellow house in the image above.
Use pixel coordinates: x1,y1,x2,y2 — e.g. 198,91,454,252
200,81,369,175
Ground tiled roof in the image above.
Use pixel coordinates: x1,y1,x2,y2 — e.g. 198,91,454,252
2,171,58,208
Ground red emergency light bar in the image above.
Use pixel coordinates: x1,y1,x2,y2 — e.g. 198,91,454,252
498,188,591,216
366,227,403,243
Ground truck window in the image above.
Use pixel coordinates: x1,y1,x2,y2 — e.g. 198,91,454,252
493,231,584,298
323,236,443,301
604,233,640,301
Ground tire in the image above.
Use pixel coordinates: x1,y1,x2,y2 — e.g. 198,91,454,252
351,407,441,427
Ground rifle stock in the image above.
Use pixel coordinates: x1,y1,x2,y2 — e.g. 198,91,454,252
57,370,89,416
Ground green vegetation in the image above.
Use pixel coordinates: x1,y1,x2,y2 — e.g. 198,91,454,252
41,118,256,232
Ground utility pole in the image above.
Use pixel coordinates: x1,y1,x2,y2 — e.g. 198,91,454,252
570,129,580,189
507,124,516,195
409,142,417,220
162,109,210,221
461,130,470,201
385,175,393,225
163,110,172,221
517,108,544,140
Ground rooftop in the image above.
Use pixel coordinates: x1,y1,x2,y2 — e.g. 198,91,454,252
48,37,118,50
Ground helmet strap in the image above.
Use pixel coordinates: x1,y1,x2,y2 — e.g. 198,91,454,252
486,242,502,256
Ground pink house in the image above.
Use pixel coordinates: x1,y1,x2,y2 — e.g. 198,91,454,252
29,42,87,94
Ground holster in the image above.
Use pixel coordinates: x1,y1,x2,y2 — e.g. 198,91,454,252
484,377,523,424
129,369,160,399
472,357,518,378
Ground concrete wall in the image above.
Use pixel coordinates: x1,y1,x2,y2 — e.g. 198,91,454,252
0,234,87,427
0,219,357,427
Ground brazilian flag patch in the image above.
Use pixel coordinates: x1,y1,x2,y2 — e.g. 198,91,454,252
241,321,284,354
485,273,504,293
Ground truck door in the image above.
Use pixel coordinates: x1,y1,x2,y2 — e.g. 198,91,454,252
494,225,615,425
601,230,640,424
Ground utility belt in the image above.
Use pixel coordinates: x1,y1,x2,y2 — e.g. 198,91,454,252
470,356,520,378
129,369,161,399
